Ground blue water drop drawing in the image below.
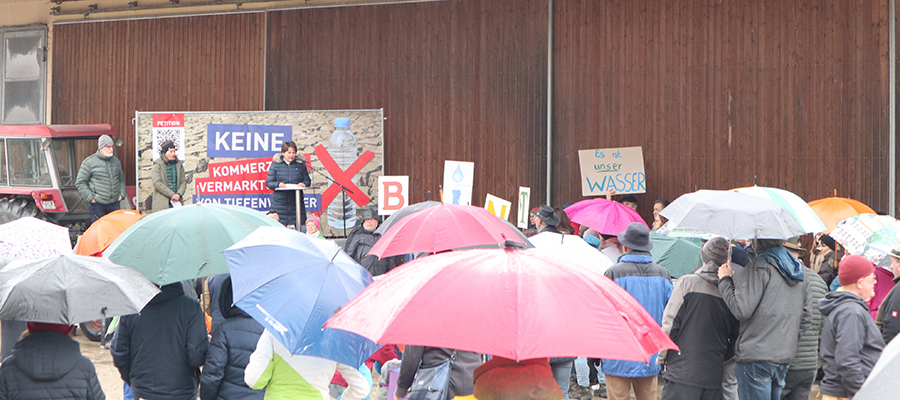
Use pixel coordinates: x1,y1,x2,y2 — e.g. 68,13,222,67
452,165,465,183
452,190,462,204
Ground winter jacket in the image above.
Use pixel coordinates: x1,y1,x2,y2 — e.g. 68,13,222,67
818,251,839,287
111,283,209,400
660,263,739,389
790,268,827,371
819,291,886,398
150,157,186,213
878,274,900,343
75,151,127,205
602,251,673,378
200,277,265,400
0,331,105,400
266,154,310,227
344,226,394,276
717,249,811,364
396,346,482,399
868,266,896,320
244,329,369,400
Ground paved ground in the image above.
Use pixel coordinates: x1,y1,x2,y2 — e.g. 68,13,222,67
73,329,124,400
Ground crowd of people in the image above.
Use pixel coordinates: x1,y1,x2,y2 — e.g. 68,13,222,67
0,135,897,400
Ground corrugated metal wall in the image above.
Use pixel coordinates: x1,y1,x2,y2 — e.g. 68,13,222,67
265,0,550,205
50,0,897,219
553,0,893,216
51,13,266,184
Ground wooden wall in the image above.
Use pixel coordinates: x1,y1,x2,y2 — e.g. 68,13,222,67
51,13,267,184
265,0,550,205
553,0,893,217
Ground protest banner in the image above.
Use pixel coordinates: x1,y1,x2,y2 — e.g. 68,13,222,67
378,176,408,216
484,194,512,220
517,187,531,228
578,146,646,196
136,110,383,237
442,160,474,205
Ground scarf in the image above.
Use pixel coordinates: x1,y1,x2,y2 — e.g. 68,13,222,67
759,246,805,284
164,160,178,193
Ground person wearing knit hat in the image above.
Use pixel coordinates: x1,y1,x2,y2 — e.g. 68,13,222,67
452,357,562,400
876,243,900,343
818,255,884,399
659,237,739,400
149,140,186,213
305,215,323,238
816,234,840,287
0,321,105,399
76,133,127,222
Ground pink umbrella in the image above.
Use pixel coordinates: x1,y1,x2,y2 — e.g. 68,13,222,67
367,204,531,258
325,249,677,361
565,198,648,236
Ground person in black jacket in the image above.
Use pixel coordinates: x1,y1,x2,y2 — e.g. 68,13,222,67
266,141,311,228
344,208,394,276
876,244,900,343
396,346,482,399
0,322,105,400
200,276,265,400
111,282,209,400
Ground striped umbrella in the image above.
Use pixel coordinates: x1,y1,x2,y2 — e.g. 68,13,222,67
732,186,826,233
808,197,876,233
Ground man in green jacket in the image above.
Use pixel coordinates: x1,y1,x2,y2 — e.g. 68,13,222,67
75,135,127,222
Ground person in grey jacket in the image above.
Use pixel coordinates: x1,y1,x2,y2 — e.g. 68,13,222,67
0,322,105,400
75,134,127,222
819,255,885,399
780,239,827,400
200,276,265,400
396,346,482,399
717,239,810,400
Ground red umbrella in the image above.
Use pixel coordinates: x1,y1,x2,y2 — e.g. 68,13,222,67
565,198,648,236
325,249,677,361
367,204,531,258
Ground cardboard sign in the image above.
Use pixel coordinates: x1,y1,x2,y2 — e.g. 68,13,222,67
517,187,531,228
484,194,511,220
378,176,409,215
442,160,475,205
578,146,646,196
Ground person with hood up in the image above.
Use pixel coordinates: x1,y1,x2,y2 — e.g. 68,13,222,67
602,222,672,400
818,255,885,399
149,140,186,213
344,208,394,276
75,134,127,222
0,322,105,400
244,328,370,400
659,237,739,400
111,282,209,400
266,141,311,228
717,239,810,400
200,276,265,400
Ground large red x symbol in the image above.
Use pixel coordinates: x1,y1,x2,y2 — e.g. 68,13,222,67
315,144,374,215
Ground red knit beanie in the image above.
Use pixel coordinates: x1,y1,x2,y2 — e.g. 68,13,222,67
838,255,875,286
26,322,74,335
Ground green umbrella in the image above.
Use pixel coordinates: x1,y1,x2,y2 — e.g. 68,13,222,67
103,203,283,285
650,232,702,278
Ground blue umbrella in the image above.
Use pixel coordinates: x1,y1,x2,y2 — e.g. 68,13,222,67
224,226,378,367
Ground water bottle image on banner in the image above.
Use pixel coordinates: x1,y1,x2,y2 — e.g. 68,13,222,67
327,117,358,229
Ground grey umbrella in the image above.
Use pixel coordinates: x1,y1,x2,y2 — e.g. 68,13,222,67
659,190,805,240
375,201,442,235
856,330,900,398
0,254,160,324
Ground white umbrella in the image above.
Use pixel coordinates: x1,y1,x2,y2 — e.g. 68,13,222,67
527,232,613,275
0,254,160,324
732,186,826,233
856,332,900,398
0,217,71,260
659,190,805,240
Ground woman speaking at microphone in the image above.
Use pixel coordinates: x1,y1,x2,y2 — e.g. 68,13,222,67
266,141,311,229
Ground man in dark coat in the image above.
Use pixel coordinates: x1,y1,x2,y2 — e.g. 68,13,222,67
819,255,885,399
529,205,560,234
396,346,483,399
0,322,105,400
344,208,394,276
200,276,265,400
876,243,900,343
659,237,739,400
112,283,209,400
